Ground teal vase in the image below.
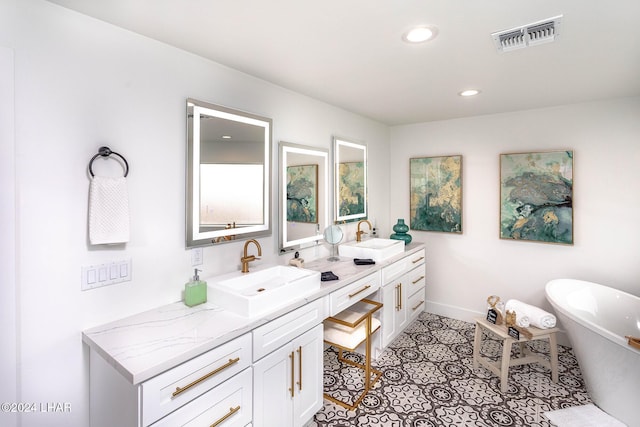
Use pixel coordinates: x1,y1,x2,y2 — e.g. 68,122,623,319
390,219,412,244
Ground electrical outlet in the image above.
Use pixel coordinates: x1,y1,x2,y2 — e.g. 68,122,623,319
82,259,132,291
191,247,203,266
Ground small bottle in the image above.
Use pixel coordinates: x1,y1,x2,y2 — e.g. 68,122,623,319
184,268,207,307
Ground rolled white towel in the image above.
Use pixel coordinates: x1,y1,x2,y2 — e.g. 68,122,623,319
505,299,556,329
513,313,531,328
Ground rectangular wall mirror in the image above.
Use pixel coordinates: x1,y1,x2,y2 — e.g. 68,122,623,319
186,98,272,247
334,137,367,223
279,142,330,252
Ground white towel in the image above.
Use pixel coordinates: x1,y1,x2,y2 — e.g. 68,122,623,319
544,404,627,427
505,299,556,329
89,176,130,245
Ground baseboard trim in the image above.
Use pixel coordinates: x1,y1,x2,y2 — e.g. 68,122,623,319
425,300,483,323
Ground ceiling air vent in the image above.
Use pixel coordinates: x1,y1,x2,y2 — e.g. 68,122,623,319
492,15,562,53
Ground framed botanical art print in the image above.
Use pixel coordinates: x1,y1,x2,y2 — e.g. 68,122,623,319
286,164,318,223
337,161,366,219
410,155,462,233
500,150,573,244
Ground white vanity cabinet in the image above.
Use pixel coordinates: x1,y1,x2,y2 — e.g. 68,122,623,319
406,260,426,324
380,248,426,348
150,367,252,427
252,324,323,427
85,245,427,427
89,332,253,427
252,299,325,427
381,273,407,346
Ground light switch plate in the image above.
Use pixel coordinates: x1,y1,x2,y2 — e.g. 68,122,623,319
82,259,132,291
191,247,203,266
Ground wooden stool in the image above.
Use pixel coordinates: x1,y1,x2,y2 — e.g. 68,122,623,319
473,317,559,393
323,298,383,410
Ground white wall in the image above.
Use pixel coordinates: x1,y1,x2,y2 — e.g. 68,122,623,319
390,97,640,322
0,46,18,427
1,0,17,422
5,1,389,426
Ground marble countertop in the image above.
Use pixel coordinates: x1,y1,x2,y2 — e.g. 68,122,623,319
82,242,425,385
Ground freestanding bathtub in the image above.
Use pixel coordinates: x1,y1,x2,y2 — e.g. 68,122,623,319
545,279,640,427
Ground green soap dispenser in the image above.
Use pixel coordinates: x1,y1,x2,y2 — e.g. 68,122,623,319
184,268,207,307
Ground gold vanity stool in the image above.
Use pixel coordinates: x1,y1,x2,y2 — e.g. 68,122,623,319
473,317,559,393
323,299,383,410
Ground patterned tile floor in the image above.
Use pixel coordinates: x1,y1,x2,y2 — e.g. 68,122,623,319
313,312,591,426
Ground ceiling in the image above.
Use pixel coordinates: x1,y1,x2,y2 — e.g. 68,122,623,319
46,0,640,125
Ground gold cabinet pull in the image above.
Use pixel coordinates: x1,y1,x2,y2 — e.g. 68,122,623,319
412,300,425,311
210,405,240,427
412,256,425,264
395,284,400,310
398,283,403,310
289,351,295,397
394,285,398,310
412,275,425,284
296,346,303,391
348,284,371,298
173,357,240,397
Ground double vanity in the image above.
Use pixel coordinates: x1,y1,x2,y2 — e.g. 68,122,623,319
83,240,426,427
84,97,425,426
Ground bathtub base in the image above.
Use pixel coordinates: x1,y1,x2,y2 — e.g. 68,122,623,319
557,313,639,427
546,278,640,427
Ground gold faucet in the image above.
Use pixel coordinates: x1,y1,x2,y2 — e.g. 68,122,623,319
241,239,262,273
356,219,373,242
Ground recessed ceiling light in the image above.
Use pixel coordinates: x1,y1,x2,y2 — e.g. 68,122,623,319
221,135,232,139
459,89,481,97
402,26,438,43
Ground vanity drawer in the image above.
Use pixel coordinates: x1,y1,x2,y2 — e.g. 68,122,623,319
253,298,325,362
142,333,251,426
151,367,252,427
406,264,426,298
381,249,426,284
329,272,380,316
408,289,426,322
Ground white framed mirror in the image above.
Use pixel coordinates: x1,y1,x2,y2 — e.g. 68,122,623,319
278,142,330,252
334,136,367,223
186,98,272,247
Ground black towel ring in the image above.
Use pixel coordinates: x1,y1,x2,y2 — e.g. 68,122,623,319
88,146,129,177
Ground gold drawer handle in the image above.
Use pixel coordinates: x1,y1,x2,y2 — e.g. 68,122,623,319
395,285,399,310
412,275,425,284
210,405,240,427
412,300,425,311
395,284,403,310
173,357,240,397
289,351,295,397
348,284,371,298
412,256,425,264
297,346,303,391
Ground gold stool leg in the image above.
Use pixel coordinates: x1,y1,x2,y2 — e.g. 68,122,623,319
323,311,382,411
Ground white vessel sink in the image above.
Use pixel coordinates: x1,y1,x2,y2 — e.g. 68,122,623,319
339,238,405,262
208,265,321,317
